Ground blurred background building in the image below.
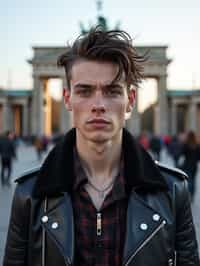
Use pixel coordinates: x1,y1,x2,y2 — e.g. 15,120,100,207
0,85,199,137
1,0,199,138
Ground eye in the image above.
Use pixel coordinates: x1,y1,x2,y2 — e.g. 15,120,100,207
77,88,92,97
105,84,123,96
106,89,122,96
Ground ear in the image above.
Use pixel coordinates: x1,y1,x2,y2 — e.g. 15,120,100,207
63,88,72,111
125,88,136,120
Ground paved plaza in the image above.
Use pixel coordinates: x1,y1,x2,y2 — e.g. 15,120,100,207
0,145,200,264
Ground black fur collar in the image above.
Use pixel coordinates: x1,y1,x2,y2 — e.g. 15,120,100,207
33,128,168,198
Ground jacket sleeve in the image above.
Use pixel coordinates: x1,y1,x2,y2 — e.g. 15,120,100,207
175,179,200,266
3,183,30,266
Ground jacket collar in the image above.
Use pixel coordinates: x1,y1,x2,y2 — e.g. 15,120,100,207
33,128,168,198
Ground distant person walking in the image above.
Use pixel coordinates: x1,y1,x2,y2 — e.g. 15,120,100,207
34,136,43,161
41,135,49,152
168,136,183,167
179,131,200,199
149,135,162,161
0,131,16,186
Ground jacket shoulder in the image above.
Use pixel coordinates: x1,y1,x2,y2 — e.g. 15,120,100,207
155,161,188,180
15,166,41,184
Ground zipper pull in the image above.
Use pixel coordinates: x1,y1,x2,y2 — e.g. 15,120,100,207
97,212,102,236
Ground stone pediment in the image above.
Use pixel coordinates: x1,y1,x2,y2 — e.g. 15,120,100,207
28,47,68,65
29,46,171,66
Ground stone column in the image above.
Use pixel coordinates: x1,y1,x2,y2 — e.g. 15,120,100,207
43,79,52,137
156,75,168,135
154,105,159,134
22,102,29,136
31,76,44,136
60,77,72,133
31,76,39,135
188,101,197,131
126,88,141,136
171,102,177,135
2,99,12,132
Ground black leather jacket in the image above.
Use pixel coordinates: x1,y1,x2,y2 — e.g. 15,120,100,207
3,129,200,266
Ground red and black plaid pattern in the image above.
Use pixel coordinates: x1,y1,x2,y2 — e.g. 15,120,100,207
72,150,127,266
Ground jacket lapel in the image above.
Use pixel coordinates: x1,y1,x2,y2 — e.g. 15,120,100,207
40,193,74,265
123,191,167,265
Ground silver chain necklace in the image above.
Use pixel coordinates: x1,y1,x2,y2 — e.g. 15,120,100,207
87,177,116,199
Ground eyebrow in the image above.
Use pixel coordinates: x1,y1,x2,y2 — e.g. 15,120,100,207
74,82,124,90
105,83,124,89
73,83,94,89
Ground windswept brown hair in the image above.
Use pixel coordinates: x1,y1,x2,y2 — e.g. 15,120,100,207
57,26,147,90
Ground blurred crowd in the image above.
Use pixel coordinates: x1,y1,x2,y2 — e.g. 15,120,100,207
0,130,199,201
0,131,64,187
138,130,200,200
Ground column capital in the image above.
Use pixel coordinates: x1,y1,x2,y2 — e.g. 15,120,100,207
32,74,41,79
157,74,168,78
22,100,28,107
3,99,9,106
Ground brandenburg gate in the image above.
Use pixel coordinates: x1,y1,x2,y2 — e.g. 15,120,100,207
29,46,171,136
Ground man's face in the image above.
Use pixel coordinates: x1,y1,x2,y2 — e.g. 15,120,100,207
64,60,135,142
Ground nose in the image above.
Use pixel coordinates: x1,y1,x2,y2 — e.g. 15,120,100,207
91,90,106,113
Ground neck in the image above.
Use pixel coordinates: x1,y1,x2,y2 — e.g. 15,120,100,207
76,131,123,184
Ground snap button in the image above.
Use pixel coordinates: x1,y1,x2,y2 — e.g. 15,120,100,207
140,223,148,230
51,222,59,229
41,215,48,223
168,258,173,266
152,214,160,221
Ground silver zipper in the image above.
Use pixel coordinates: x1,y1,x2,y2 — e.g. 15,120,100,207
42,197,48,266
174,250,177,266
97,212,102,236
124,220,166,266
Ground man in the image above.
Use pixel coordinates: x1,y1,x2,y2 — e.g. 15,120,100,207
0,131,16,186
3,27,199,266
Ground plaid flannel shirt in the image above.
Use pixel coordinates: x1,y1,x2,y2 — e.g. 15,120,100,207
72,149,128,266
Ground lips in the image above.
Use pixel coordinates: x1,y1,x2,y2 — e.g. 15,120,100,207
86,118,111,129
87,118,110,124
